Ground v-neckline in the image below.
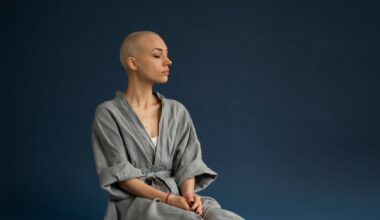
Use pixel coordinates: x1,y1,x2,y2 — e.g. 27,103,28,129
117,90,164,166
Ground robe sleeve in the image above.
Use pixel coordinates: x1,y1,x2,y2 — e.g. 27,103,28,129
173,105,218,193
91,105,144,200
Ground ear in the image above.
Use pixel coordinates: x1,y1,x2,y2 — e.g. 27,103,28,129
126,57,138,71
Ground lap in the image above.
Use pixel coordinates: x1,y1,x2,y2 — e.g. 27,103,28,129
115,197,201,220
114,195,244,220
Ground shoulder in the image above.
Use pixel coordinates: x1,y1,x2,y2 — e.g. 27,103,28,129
156,91,195,118
164,97,191,117
93,98,121,120
95,99,114,112
165,98,186,110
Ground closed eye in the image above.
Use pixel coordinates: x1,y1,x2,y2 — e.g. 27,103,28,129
153,53,169,58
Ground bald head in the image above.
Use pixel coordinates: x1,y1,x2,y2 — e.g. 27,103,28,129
119,31,160,71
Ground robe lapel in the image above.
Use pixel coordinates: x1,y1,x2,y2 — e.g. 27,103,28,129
152,91,166,167
115,90,166,167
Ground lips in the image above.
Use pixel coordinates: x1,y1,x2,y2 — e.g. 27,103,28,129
162,69,170,74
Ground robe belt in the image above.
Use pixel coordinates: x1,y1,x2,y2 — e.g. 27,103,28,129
141,166,176,192
141,166,174,180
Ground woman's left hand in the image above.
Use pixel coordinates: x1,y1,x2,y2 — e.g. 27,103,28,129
183,192,203,216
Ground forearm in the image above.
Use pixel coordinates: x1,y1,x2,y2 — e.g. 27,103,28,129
118,179,168,202
180,177,195,195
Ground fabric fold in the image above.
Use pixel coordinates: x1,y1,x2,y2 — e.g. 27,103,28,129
173,104,218,193
92,105,145,200
175,157,218,193
98,161,145,199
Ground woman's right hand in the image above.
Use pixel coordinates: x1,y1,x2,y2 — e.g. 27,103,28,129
167,195,191,211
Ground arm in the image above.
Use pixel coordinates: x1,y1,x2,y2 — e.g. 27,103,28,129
92,106,146,200
173,106,218,193
118,179,168,202
118,179,192,211
172,106,217,216
180,177,195,195
180,176,204,216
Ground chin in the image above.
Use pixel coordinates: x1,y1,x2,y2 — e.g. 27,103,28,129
154,77,169,84
161,78,169,83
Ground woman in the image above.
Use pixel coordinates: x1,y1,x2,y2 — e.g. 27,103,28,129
91,31,244,220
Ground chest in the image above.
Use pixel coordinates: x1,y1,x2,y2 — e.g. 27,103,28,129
133,105,161,138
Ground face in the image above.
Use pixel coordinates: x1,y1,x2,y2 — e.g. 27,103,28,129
130,34,172,84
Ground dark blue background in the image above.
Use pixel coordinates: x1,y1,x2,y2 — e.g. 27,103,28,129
2,0,379,219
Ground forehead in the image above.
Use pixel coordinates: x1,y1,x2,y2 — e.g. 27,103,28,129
140,34,168,52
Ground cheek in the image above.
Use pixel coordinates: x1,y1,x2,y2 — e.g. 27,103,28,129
140,59,160,69
146,60,162,72
138,60,162,78
137,60,150,72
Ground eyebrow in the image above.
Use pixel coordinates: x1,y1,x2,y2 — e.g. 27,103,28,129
152,48,168,52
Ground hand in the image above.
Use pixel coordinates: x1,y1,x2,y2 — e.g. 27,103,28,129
183,192,203,216
167,195,191,211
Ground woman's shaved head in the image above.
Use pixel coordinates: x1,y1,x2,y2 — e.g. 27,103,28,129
119,31,160,72
118,31,172,84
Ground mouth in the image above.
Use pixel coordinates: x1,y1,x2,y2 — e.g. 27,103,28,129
162,70,170,75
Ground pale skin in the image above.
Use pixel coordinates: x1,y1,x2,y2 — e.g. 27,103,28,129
116,31,203,216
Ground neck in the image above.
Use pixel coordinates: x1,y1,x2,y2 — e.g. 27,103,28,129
124,79,157,109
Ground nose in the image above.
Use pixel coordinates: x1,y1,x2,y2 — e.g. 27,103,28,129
164,56,172,66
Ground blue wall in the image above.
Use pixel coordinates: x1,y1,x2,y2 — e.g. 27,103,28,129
3,0,379,219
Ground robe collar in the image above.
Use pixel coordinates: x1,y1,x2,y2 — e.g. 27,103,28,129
114,90,166,166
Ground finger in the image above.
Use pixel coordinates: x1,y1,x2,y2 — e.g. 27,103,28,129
183,194,195,206
191,195,201,210
184,197,194,207
195,194,202,205
187,195,195,205
195,205,203,215
182,198,191,210
191,200,201,211
183,203,191,211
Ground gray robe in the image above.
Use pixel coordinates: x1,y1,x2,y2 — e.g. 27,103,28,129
91,90,245,220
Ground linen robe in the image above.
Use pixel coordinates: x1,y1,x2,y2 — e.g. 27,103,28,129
91,90,245,220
